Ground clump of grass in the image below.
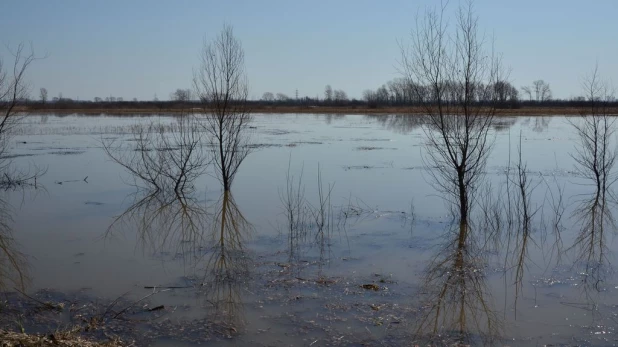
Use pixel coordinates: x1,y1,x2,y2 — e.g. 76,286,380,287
0,327,128,346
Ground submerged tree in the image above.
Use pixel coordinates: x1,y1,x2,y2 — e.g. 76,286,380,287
400,1,504,229
103,115,209,261
568,65,617,292
194,24,252,191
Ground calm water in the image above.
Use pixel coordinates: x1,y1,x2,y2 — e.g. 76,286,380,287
1,114,617,346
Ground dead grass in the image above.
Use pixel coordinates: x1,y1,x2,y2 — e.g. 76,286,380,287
0,327,129,347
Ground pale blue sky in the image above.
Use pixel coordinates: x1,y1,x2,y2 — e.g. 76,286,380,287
1,0,616,101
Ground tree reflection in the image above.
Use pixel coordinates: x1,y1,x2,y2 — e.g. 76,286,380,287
364,114,425,134
107,186,208,261
567,70,617,293
569,194,614,292
104,115,209,260
520,116,551,132
0,194,28,292
200,191,252,327
104,116,253,329
413,222,502,345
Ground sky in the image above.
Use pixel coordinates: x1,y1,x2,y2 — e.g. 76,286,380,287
0,0,616,101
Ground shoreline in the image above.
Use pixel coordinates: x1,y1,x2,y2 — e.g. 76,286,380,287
18,105,618,116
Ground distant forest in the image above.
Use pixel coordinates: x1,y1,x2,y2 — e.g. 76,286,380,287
18,79,618,112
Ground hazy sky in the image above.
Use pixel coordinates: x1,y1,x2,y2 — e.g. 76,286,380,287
1,0,616,101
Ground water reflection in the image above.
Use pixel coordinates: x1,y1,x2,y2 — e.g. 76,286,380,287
363,114,519,134
200,191,252,327
107,186,208,262
569,194,614,293
104,115,254,329
0,194,28,292
568,114,617,293
104,116,209,260
279,165,334,278
520,116,551,132
364,114,425,134
492,116,518,132
413,222,502,345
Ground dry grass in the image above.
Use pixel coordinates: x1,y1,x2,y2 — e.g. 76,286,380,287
0,328,128,347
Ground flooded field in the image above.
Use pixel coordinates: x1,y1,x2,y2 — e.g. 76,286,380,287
1,113,618,346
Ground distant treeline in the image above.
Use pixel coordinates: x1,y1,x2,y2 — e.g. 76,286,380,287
13,78,618,112
19,98,618,112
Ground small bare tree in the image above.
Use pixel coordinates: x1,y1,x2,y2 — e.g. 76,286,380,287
0,43,36,136
194,24,252,191
103,116,209,264
0,43,45,188
567,65,617,292
400,1,503,229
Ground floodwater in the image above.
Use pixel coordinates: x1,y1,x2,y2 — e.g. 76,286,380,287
1,113,617,346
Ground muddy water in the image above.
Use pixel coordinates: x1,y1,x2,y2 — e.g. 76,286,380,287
2,114,617,345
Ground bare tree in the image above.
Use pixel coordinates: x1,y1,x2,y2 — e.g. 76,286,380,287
333,89,348,103
0,43,37,135
400,1,504,229
39,87,48,104
493,80,518,105
532,79,552,102
0,43,40,287
194,24,252,191
324,85,333,102
567,65,617,292
170,88,192,101
261,92,274,102
520,86,532,101
275,92,289,102
0,43,45,187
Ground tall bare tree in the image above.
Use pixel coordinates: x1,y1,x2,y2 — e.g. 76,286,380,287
39,87,48,104
194,24,252,191
532,79,551,102
324,84,333,102
400,1,504,229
